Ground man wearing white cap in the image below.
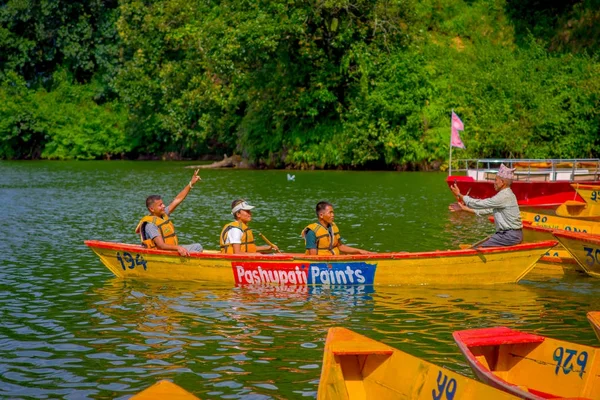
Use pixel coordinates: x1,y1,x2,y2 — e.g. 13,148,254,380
450,164,523,247
219,199,279,254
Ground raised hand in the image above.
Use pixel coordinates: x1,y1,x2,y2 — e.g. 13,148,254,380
190,169,201,186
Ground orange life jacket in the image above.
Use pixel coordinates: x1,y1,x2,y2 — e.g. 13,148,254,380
220,221,256,253
135,214,178,248
302,222,340,255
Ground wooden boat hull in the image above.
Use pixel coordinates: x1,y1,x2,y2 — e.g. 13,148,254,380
453,327,600,399
520,211,600,234
553,230,600,278
84,240,557,285
487,217,580,273
587,312,600,341
318,327,518,399
556,184,600,219
131,380,200,399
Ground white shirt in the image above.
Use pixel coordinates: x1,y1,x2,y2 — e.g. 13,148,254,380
464,188,522,231
224,227,243,244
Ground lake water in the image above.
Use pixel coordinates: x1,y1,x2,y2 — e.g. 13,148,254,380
1,161,599,399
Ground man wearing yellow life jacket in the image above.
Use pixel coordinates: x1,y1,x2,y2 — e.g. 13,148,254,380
302,201,372,255
220,199,279,254
135,169,203,257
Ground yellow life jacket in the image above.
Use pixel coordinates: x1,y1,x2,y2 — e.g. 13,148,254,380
220,221,256,253
302,222,340,255
135,215,178,249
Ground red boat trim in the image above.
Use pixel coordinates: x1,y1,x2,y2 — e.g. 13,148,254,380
84,240,557,260
553,231,600,244
539,256,577,264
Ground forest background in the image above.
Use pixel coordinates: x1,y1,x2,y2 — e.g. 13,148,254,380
1,0,599,169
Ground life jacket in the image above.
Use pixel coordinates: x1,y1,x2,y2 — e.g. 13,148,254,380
302,222,340,255
135,215,178,248
220,221,256,253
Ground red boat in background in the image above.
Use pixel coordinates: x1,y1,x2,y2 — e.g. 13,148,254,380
447,158,600,207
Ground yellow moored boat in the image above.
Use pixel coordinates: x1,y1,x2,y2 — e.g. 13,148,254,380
587,312,600,341
84,240,557,285
131,380,200,399
454,327,600,399
553,230,600,278
487,217,580,274
520,211,600,234
317,327,518,399
556,184,600,219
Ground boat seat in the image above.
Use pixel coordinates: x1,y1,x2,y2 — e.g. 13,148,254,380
456,327,545,347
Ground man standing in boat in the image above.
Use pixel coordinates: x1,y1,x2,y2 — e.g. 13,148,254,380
450,164,523,247
220,199,279,254
302,201,373,255
135,169,203,256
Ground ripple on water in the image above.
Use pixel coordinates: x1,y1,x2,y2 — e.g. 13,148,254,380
2,163,600,398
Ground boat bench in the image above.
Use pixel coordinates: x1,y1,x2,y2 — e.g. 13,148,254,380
455,327,545,347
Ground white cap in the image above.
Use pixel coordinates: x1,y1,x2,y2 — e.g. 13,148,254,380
232,201,255,215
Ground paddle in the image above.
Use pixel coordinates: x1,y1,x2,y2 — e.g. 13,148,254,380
258,232,282,253
459,234,493,250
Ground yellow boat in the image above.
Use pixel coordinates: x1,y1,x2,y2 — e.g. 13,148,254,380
520,211,600,234
84,240,557,285
454,327,600,399
487,217,581,274
556,184,600,219
131,380,200,399
317,327,518,399
553,230,600,278
588,312,600,341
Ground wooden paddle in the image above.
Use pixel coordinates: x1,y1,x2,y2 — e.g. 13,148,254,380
459,234,493,250
259,232,282,253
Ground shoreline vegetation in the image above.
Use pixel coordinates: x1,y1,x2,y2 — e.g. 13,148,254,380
1,0,599,170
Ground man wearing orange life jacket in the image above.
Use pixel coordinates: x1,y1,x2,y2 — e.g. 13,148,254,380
220,199,279,254
135,169,203,256
302,201,373,255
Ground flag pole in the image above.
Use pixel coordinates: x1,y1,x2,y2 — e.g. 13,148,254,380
449,109,453,177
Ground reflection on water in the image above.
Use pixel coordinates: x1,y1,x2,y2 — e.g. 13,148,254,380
1,161,600,399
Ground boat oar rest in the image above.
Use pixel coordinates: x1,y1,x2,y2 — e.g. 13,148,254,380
455,326,545,347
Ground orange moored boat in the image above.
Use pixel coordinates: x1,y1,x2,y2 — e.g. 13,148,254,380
454,327,600,399
85,240,557,285
553,230,600,278
318,327,518,399
131,380,200,399
555,184,600,219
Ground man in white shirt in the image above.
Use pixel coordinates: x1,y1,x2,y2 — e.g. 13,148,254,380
451,164,523,247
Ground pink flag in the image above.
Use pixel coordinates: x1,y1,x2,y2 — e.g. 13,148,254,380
451,112,465,149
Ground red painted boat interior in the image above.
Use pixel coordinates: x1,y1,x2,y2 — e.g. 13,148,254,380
455,327,545,347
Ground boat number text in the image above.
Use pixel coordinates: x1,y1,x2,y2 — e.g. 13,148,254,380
553,347,587,378
533,214,587,232
590,191,600,202
583,246,600,268
432,370,457,400
116,252,147,271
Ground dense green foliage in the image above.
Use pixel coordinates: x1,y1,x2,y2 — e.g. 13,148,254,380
1,0,599,167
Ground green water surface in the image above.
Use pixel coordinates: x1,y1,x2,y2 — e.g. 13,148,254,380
1,161,599,399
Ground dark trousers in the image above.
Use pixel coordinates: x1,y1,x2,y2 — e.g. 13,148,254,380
478,229,523,248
